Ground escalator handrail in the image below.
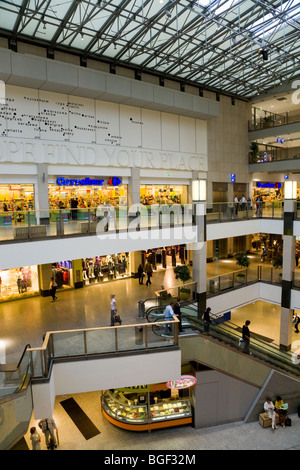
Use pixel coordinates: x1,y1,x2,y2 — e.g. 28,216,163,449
0,344,31,373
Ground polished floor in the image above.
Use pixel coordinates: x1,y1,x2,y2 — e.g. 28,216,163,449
23,391,300,451
2,255,300,452
0,254,299,364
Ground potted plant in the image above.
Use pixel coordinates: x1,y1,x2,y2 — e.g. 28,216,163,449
235,253,250,283
173,265,192,300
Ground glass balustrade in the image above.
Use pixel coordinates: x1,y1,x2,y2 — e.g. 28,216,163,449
28,320,179,379
0,205,195,243
206,201,283,223
207,265,282,296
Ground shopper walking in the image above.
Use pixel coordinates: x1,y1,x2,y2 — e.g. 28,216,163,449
203,307,213,335
110,294,117,326
145,260,153,286
138,264,144,285
242,320,251,354
49,276,58,302
29,427,41,450
174,298,183,333
38,418,58,449
264,397,278,429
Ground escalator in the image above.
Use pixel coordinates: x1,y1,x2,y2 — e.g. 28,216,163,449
0,345,33,450
145,300,300,384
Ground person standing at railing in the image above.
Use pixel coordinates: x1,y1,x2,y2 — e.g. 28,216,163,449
234,195,239,218
174,298,183,333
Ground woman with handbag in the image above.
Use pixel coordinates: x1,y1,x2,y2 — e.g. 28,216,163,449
49,276,58,302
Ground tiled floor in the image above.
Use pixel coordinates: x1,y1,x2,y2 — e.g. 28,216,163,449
2,255,299,451
24,390,300,451
1,254,299,364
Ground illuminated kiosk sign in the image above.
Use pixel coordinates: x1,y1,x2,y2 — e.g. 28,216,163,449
257,182,282,189
166,375,197,390
56,177,122,186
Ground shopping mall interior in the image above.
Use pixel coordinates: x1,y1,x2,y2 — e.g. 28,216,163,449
0,0,300,453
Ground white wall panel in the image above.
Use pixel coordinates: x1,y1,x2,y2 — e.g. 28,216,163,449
38,90,69,141
179,116,196,153
95,100,120,146
141,108,161,150
6,86,39,139
120,104,142,148
68,95,96,143
161,112,179,151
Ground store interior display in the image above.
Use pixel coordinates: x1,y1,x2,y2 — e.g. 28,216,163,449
82,253,130,285
252,184,283,205
102,385,192,429
0,265,39,301
0,184,35,225
48,183,127,213
140,185,187,206
52,262,73,289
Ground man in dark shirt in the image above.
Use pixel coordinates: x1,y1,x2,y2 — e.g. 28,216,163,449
173,298,183,333
242,320,251,354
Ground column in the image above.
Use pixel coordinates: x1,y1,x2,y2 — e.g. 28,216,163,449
130,251,142,278
128,167,140,206
36,163,50,224
280,182,297,351
191,180,207,317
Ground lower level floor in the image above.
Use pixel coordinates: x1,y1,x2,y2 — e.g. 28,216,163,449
19,390,300,451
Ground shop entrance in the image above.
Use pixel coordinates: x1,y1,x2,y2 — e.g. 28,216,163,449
82,253,130,286
140,185,187,205
142,246,186,270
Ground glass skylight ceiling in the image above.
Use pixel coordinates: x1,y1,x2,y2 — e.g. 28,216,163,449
0,0,299,98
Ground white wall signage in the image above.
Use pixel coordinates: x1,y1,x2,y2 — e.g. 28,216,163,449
0,85,208,172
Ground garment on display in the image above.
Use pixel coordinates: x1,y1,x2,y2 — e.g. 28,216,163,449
0,266,39,302
82,253,130,285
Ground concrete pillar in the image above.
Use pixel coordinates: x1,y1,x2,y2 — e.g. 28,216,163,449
36,163,50,224
73,259,83,289
130,251,142,278
280,198,297,351
191,201,207,316
128,167,140,206
38,263,53,296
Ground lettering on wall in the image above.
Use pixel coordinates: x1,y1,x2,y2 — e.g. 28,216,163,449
0,85,208,171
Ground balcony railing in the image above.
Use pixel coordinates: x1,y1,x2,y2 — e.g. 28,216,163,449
206,201,283,223
249,107,300,131
207,265,282,296
28,318,180,380
0,204,194,243
249,142,300,164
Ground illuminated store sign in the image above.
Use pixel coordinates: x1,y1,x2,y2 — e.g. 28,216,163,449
56,177,122,186
257,182,282,189
166,375,197,390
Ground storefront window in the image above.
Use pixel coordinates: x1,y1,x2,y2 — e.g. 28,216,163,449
252,182,283,205
0,184,35,225
48,183,127,211
82,253,130,284
0,265,39,302
140,185,187,205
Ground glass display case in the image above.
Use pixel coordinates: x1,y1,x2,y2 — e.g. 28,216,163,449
102,390,148,424
150,400,191,421
102,387,192,430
